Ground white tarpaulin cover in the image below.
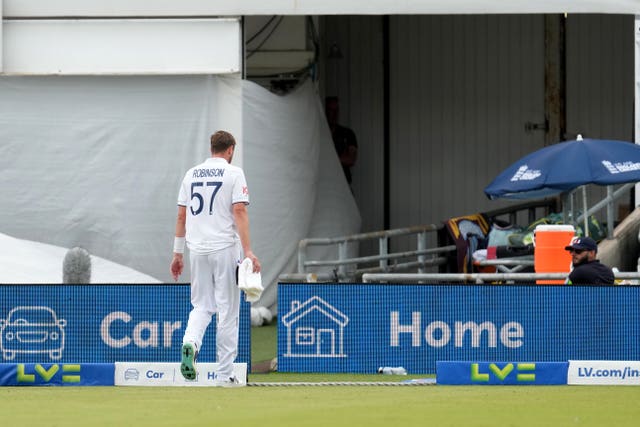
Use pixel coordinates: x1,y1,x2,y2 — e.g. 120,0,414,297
0,232,161,283
0,76,360,311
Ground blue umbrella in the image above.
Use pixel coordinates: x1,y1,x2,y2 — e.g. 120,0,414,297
485,135,640,237
484,135,640,200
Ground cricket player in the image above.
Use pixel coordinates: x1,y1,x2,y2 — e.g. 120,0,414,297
170,130,261,386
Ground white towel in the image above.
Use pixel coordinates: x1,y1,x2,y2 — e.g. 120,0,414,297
238,257,263,302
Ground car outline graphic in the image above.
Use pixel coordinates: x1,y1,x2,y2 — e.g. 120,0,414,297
124,368,140,381
0,306,67,360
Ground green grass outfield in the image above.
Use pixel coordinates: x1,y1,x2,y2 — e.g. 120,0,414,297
2,382,640,426
2,324,640,426
252,322,277,367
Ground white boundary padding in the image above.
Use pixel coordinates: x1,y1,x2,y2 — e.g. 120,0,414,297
568,360,640,385
114,362,247,386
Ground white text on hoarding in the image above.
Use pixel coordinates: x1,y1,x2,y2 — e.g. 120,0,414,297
100,311,182,348
390,312,524,348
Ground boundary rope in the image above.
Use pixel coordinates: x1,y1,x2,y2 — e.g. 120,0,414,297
247,379,436,386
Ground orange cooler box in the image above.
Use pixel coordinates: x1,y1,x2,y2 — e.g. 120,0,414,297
534,224,575,284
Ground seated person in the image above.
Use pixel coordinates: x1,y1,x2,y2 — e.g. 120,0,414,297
564,236,614,285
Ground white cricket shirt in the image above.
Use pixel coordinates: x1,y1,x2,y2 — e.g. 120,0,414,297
177,157,250,254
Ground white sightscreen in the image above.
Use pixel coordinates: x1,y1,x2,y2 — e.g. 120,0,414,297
1,18,241,75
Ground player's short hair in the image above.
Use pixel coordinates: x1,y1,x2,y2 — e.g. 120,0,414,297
210,130,236,154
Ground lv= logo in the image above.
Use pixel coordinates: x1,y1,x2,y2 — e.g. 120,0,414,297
471,363,536,382
17,364,81,383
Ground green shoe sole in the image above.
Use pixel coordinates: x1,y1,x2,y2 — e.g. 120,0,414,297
180,343,197,380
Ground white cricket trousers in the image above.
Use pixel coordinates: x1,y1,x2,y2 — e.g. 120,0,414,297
182,243,241,380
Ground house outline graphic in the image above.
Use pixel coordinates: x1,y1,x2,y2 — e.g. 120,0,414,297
281,296,349,358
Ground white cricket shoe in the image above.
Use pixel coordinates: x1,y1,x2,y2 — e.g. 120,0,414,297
213,375,244,388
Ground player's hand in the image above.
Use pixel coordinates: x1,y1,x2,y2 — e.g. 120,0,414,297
170,254,184,281
245,251,261,273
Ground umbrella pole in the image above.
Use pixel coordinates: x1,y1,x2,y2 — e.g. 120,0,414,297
582,185,589,237
568,189,576,227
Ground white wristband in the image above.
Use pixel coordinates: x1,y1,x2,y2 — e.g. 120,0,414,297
173,236,185,254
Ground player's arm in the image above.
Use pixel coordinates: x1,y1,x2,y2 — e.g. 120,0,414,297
233,202,261,273
170,205,187,281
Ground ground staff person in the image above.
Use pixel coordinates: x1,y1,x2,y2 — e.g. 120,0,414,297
564,236,614,285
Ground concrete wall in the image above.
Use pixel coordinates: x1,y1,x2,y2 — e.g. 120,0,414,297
599,208,640,271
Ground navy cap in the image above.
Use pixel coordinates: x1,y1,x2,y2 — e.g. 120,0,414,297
564,236,598,252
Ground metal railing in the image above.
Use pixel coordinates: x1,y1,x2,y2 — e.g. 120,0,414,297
362,271,640,284
482,199,558,227
278,224,455,283
475,257,534,273
278,192,638,284
564,183,634,238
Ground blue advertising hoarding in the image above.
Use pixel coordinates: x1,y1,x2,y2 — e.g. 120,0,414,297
278,284,640,374
0,285,250,365
0,363,114,386
436,361,568,385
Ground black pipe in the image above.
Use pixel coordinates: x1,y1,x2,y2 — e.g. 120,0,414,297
383,15,390,230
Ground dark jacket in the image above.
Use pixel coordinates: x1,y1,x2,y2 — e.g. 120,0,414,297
567,260,615,285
